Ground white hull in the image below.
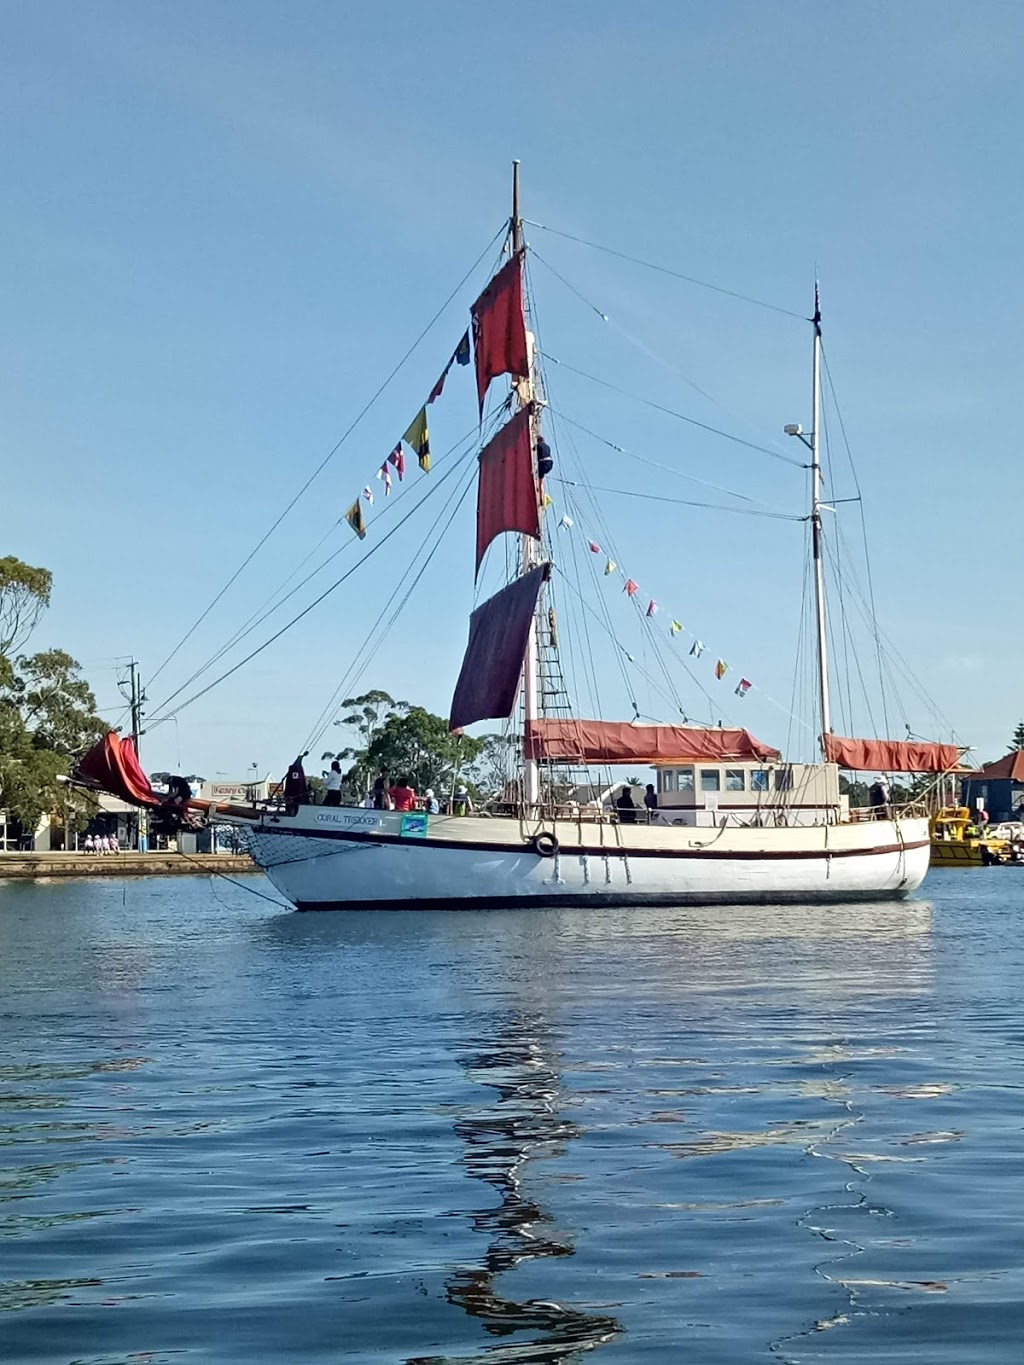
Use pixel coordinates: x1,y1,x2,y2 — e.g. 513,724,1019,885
245,808,930,910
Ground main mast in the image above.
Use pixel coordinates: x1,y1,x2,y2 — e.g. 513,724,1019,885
512,160,542,808
810,284,832,754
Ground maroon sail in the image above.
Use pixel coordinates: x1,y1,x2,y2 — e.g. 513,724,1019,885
77,731,161,806
476,408,540,573
525,719,781,764
471,250,529,416
450,565,547,731
823,735,962,773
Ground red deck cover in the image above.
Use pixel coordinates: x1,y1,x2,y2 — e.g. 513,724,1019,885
823,735,961,773
77,731,161,806
476,408,540,573
471,251,529,416
524,719,781,764
450,565,547,731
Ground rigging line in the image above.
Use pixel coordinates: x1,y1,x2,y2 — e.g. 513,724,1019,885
553,565,694,719
549,408,772,506
530,251,800,461
522,219,809,321
302,460,479,755
147,221,508,694
540,352,807,467
150,430,482,716
554,478,802,521
821,343,892,740
148,455,473,727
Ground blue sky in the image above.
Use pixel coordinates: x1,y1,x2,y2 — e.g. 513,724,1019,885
2,1,1021,780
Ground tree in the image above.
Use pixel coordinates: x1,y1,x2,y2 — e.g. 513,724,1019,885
0,556,52,657
468,733,519,802
329,690,407,795
1011,721,1024,751
0,640,105,835
364,706,483,795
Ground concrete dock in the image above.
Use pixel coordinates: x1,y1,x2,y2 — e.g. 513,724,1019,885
0,852,258,880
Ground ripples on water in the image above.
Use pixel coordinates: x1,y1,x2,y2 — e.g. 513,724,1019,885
1,873,1022,1362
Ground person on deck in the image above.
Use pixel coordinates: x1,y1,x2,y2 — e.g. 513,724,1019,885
389,776,417,812
423,789,440,815
452,784,473,816
283,755,309,816
372,776,393,810
324,760,343,807
644,784,658,819
616,786,638,824
868,776,890,820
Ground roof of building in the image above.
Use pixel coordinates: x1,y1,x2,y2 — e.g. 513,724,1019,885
964,750,1024,782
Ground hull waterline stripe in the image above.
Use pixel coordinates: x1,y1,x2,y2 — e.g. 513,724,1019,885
253,822,929,863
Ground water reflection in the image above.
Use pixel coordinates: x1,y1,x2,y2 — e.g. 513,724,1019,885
410,1011,619,1364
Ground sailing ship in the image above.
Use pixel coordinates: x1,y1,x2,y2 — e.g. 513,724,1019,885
76,164,961,909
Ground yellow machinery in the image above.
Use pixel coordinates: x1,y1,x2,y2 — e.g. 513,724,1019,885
929,807,1010,866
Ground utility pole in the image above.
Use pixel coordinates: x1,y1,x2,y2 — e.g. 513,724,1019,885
128,659,144,755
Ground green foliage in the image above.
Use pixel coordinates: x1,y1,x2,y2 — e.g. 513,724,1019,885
0,590,105,834
0,556,52,657
329,690,407,794
839,776,870,807
467,733,518,801
363,705,483,795
1012,721,1024,751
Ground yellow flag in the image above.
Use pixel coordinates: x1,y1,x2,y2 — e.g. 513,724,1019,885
542,491,553,509
403,407,430,472
604,559,617,576
345,499,366,540
670,620,682,635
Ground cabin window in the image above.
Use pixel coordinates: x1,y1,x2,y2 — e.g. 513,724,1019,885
750,770,769,792
725,769,745,792
700,769,721,792
660,770,677,793
775,768,794,792
677,766,694,792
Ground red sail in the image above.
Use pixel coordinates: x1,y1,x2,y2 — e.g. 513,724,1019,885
471,250,529,416
77,731,161,806
450,565,547,731
476,408,540,573
823,735,962,773
525,720,781,764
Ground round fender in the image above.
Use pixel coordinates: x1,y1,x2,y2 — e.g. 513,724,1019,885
532,831,559,858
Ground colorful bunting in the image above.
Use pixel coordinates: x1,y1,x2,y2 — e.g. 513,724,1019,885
403,407,430,473
623,579,639,597
690,640,704,658
588,540,601,554
559,515,574,529
604,559,617,575
345,499,366,541
542,491,553,509
670,620,683,635
646,599,658,617
388,443,405,480
362,485,374,504
454,329,471,366
377,462,392,495
715,660,728,680
735,678,752,698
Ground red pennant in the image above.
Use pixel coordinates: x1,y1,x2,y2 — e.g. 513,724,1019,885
623,579,639,597
588,540,601,554
387,443,405,480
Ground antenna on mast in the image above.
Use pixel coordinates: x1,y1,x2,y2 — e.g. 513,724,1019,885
511,158,523,252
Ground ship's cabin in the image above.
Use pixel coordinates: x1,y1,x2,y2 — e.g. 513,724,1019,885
650,759,843,827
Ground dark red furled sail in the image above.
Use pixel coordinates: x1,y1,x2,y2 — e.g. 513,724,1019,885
823,735,962,773
450,565,547,731
77,731,161,806
476,407,540,573
524,719,781,764
471,250,529,416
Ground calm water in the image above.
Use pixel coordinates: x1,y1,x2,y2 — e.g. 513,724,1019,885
1,872,1022,1363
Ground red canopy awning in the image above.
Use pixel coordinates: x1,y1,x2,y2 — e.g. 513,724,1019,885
525,719,780,765
823,735,961,773
77,731,161,806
